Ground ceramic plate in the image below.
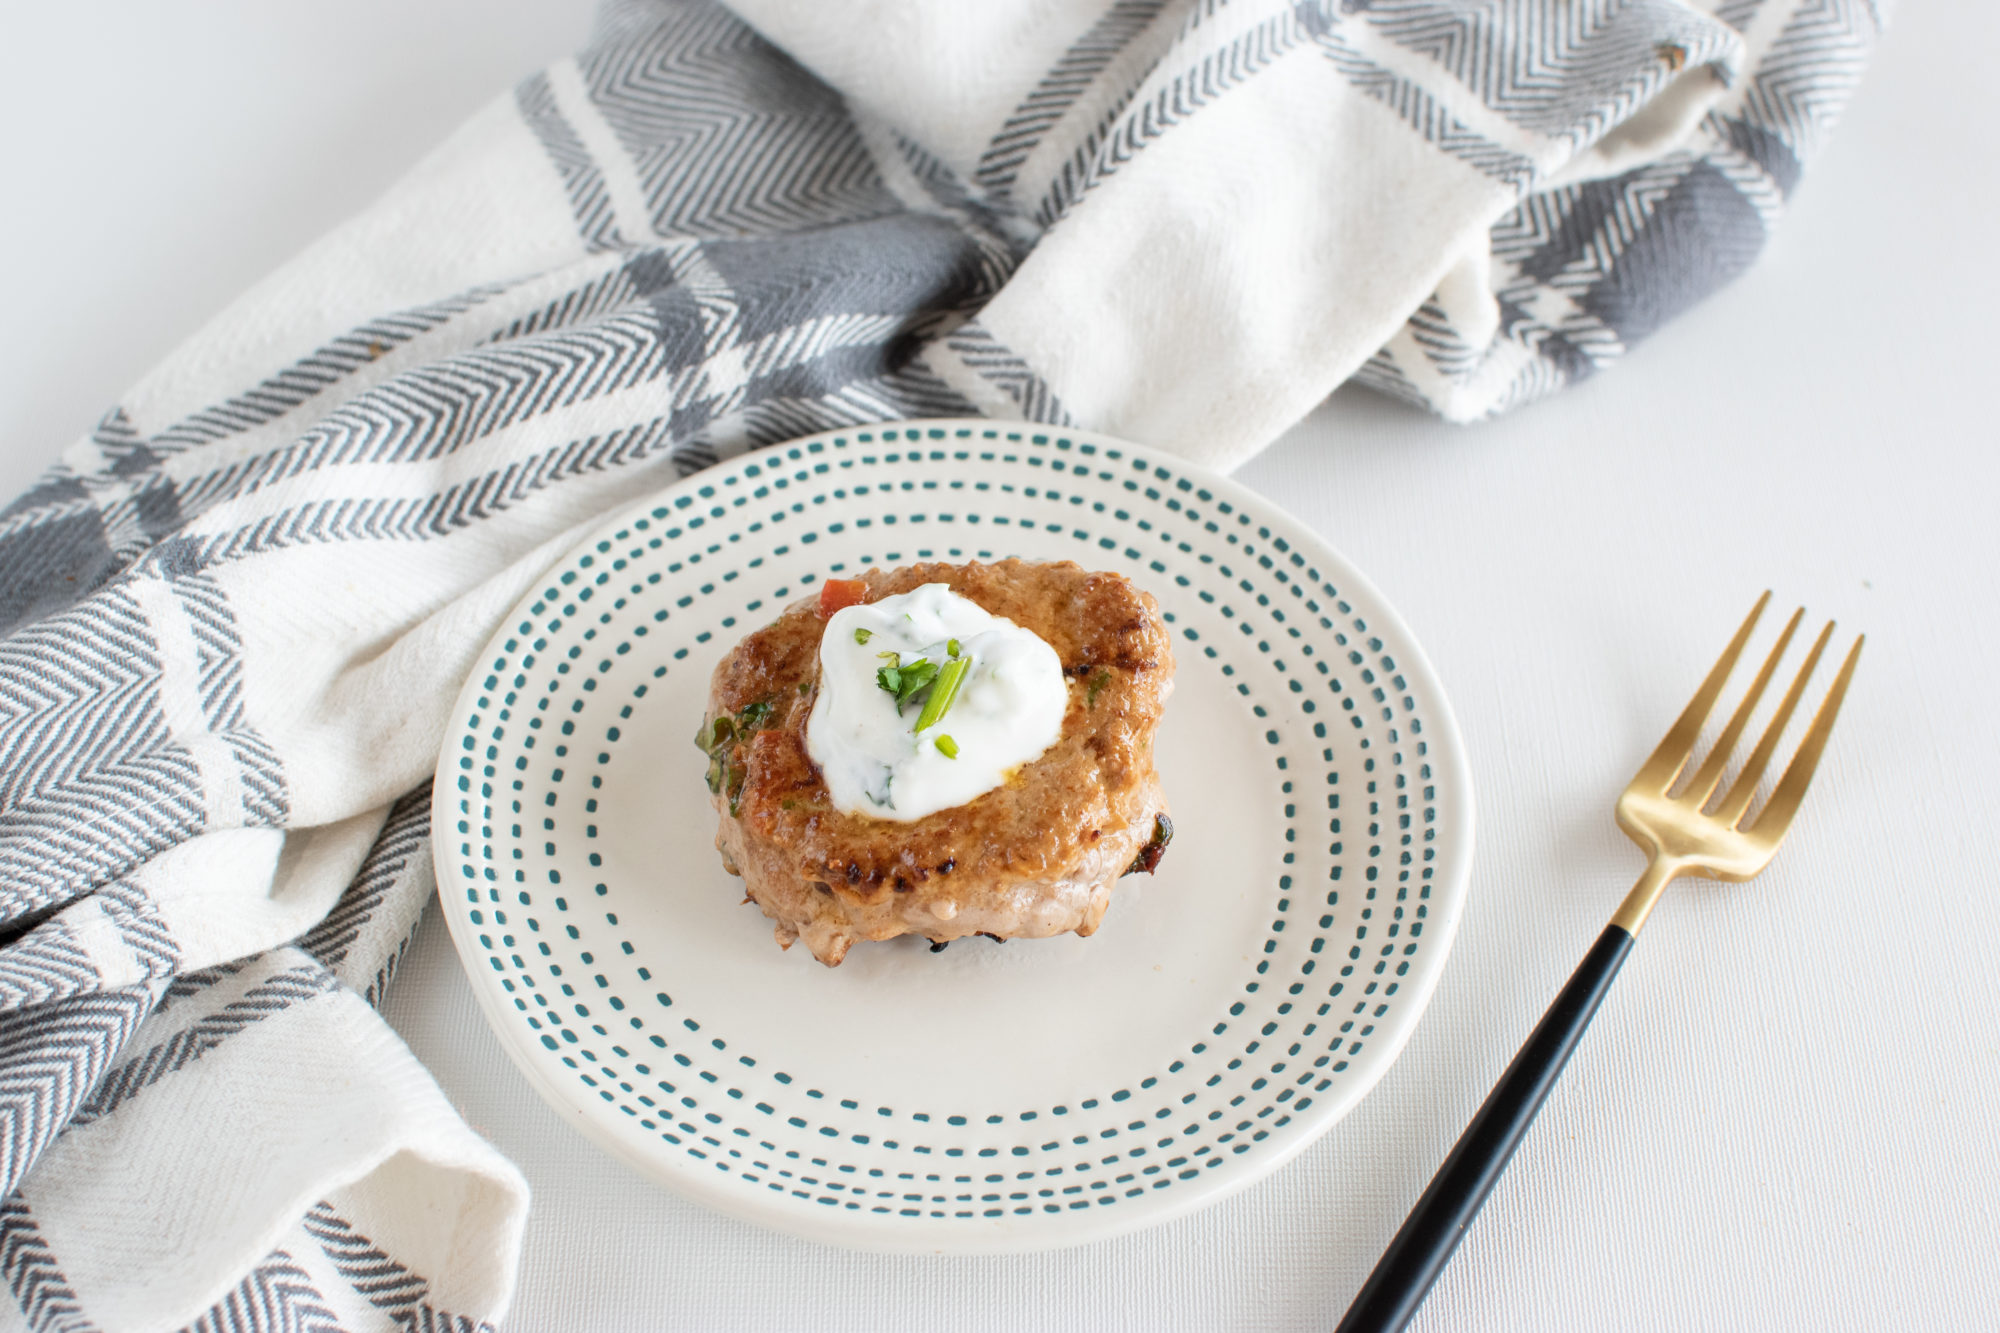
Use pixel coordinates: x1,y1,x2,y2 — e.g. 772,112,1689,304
433,419,1473,1252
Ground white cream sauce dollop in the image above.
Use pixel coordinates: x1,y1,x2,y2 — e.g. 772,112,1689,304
806,584,1065,822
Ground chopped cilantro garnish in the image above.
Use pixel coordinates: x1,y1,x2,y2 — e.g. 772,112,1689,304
876,654,938,712
896,659,937,707
695,699,774,811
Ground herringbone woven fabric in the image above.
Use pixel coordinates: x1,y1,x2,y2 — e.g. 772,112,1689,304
1352,0,1890,418
0,0,1879,1327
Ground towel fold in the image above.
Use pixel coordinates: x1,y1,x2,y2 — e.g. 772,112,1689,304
0,0,1883,1326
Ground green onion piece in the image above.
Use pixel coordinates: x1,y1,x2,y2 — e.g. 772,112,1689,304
947,638,961,658
915,656,969,732
854,628,872,644
694,717,717,751
934,734,958,759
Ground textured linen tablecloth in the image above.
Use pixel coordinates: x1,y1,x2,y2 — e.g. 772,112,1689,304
8,1,1999,1331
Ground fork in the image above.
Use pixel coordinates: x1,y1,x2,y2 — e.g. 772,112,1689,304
1334,593,1863,1333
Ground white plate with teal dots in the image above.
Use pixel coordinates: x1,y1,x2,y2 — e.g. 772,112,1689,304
432,419,1475,1253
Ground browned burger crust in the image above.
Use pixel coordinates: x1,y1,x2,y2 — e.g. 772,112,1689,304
699,559,1174,965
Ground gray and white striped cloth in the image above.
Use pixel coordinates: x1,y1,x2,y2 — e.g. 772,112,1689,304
0,0,1882,1326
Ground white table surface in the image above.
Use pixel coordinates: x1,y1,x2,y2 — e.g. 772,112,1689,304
5,4,1996,1330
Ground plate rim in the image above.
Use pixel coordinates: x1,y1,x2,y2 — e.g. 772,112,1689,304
431,416,1476,1253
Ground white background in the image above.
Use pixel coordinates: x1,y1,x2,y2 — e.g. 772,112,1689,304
3,3,1996,1330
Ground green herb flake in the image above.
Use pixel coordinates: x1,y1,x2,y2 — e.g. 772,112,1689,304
1086,668,1112,709
699,699,776,806
892,658,937,711
934,734,959,759
854,628,873,644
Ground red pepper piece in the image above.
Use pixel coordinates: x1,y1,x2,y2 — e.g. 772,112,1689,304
818,578,867,618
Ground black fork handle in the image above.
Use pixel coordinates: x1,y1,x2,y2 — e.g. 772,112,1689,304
1335,924,1636,1333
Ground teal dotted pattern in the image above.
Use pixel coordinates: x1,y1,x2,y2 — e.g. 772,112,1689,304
445,425,1449,1228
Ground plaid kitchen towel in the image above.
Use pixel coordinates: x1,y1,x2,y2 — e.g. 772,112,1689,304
0,0,1882,1326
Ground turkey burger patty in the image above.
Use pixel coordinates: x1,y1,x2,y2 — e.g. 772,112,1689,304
695,559,1174,966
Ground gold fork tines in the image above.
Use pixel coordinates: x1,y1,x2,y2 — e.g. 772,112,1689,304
1610,593,1864,936
1338,594,1861,1332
